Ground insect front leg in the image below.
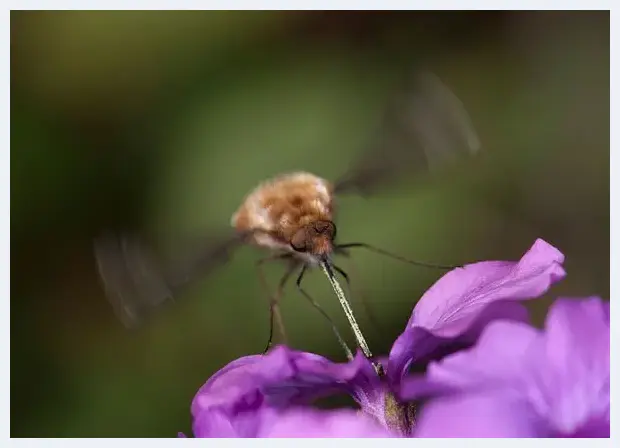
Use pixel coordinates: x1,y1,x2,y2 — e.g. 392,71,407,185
336,242,460,270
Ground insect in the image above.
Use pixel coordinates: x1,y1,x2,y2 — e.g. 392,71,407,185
94,70,480,361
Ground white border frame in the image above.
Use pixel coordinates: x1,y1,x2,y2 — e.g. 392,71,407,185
4,3,615,445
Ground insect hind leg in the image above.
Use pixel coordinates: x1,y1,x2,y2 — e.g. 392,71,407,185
331,262,385,338
255,254,297,354
295,265,354,360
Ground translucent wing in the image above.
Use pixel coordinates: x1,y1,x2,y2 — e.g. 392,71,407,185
93,230,248,328
334,71,481,196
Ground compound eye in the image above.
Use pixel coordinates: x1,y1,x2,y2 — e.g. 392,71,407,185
313,220,336,241
329,222,337,241
290,229,308,252
290,241,307,252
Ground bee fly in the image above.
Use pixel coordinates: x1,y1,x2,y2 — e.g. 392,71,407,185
94,70,480,365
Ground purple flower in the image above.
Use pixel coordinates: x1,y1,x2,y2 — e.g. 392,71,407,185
408,297,610,438
189,406,395,437
388,238,565,390
186,238,566,437
258,408,394,438
184,348,393,437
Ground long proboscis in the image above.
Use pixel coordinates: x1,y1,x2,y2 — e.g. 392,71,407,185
319,260,374,362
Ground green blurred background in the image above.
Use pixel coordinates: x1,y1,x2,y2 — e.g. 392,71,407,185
11,11,609,437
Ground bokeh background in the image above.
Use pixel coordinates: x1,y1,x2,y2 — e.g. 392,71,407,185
11,11,609,437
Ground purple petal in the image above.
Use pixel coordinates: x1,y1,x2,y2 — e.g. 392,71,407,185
427,320,541,392
388,238,565,386
398,319,540,402
414,392,549,438
191,406,395,438
192,345,378,419
408,239,564,333
406,297,610,437
192,407,280,438
193,409,243,437
191,354,266,417
530,297,610,435
258,408,396,438
261,348,379,407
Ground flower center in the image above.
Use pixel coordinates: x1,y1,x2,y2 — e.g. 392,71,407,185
384,392,416,437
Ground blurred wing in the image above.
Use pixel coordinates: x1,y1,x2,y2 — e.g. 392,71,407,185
93,230,248,329
334,71,481,196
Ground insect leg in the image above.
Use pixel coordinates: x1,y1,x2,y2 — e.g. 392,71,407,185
256,254,297,354
331,263,384,337
336,243,460,270
295,265,354,360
